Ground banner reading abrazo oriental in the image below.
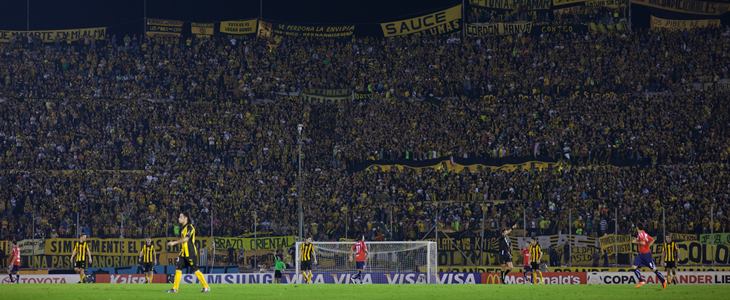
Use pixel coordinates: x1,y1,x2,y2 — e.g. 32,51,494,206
632,0,730,16
220,20,258,35
381,4,462,37
0,27,106,43
470,0,552,10
466,22,533,36
650,15,720,31
146,18,184,37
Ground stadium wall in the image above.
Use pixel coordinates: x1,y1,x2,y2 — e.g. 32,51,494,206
5,272,730,285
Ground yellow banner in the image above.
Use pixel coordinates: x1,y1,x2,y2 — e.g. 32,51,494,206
700,233,730,245
191,22,214,37
257,20,273,39
650,15,720,30
43,235,295,256
672,233,699,242
220,20,258,35
599,234,632,256
586,0,625,8
466,22,533,36
0,27,106,43
632,0,730,16
553,0,585,5
213,236,295,251
44,237,211,256
470,0,552,10
367,160,556,173
381,4,462,37
146,18,183,37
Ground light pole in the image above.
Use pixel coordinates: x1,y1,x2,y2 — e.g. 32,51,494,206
297,124,304,241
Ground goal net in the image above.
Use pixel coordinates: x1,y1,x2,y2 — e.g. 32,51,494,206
294,241,438,284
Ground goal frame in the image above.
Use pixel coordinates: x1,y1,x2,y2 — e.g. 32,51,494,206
294,241,438,284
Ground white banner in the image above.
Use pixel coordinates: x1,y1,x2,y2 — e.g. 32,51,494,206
0,274,80,284
587,272,730,285
180,273,274,284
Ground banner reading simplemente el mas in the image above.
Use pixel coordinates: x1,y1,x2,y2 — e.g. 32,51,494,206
0,27,106,43
191,23,214,37
381,4,462,37
650,15,720,31
220,20,258,35
146,18,184,37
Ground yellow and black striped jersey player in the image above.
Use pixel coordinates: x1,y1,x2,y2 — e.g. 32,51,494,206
166,212,210,293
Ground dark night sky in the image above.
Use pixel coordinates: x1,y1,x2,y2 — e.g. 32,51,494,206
0,0,459,31
0,0,727,33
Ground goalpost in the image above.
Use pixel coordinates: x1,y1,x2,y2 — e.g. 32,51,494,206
294,241,438,284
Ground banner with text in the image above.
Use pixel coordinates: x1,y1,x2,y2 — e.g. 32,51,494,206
700,233,730,245
552,0,586,6
364,159,557,174
191,23,214,37
268,23,354,38
632,0,730,16
0,27,106,43
1,274,81,284
220,20,258,35
599,234,730,265
441,265,730,273
650,15,720,30
466,22,533,36
588,272,730,285
179,272,462,284
470,0,552,10
23,235,293,268
483,272,587,284
381,4,462,37
146,18,183,37
301,88,352,101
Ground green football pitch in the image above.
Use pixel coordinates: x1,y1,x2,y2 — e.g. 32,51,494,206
1,284,729,300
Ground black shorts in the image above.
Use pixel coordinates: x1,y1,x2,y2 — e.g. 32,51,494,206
665,261,676,269
9,265,19,274
531,262,540,271
176,256,198,272
523,265,532,272
74,261,87,269
274,270,282,278
301,260,312,271
500,251,513,265
143,262,154,273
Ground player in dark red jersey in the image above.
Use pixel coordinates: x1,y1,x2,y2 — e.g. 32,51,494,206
631,224,666,289
6,240,20,283
350,235,368,284
521,244,531,284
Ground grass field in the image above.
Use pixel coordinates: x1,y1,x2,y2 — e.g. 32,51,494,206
1,284,729,300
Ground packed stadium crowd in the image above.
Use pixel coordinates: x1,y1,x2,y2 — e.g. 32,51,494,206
0,28,728,243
